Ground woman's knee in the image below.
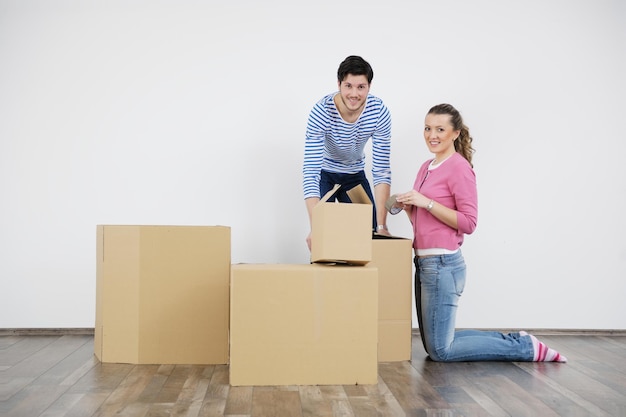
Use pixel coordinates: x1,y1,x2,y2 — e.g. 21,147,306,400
428,346,453,362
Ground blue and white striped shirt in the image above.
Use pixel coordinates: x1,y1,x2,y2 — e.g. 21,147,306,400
302,93,392,199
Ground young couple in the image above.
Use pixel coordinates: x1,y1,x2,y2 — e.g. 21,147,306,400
302,55,566,363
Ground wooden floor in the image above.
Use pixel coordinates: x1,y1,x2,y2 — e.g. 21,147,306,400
1,332,625,417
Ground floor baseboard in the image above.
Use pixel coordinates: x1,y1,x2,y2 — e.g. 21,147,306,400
0,328,95,336
1,328,624,337
413,328,626,337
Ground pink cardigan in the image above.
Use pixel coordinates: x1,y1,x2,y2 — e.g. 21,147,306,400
410,152,478,251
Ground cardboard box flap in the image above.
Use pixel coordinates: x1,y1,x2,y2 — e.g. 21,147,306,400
346,185,372,205
319,184,372,205
319,184,342,204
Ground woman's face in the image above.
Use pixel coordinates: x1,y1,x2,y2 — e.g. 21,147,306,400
423,113,459,156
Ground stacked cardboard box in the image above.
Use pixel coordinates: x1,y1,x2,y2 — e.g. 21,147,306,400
229,263,378,386
370,235,413,362
310,183,414,362
230,184,380,386
310,184,414,362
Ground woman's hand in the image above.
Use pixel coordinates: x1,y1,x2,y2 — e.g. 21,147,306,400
395,190,430,209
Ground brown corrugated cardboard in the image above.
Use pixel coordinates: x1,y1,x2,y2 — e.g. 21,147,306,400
95,225,230,364
370,235,413,361
311,184,373,265
379,320,413,361
229,263,378,386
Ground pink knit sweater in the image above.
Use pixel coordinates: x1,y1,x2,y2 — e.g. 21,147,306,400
410,152,478,251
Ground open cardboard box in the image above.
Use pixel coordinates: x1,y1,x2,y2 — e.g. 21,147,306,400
311,184,373,265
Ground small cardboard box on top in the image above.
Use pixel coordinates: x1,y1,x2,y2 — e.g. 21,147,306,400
229,263,378,386
311,184,373,265
369,234,414,362
95,225,230,365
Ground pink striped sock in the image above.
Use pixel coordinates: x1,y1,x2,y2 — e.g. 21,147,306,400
520,331,567,363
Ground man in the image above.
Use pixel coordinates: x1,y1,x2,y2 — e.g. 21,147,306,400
303,55,392,250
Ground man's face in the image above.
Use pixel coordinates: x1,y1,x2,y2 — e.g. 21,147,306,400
337,74,370,113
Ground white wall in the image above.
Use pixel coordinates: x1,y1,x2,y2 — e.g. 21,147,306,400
1,0,624,330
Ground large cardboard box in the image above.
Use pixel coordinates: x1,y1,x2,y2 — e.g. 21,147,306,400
95,225,230,364
370,235,414,362
229,263,378,386
311,184,373,265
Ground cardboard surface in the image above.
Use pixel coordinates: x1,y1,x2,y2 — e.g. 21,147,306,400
229,263,378,386
311,184,373,265
95,225,230,364
369,236,414,361
378,320,413,361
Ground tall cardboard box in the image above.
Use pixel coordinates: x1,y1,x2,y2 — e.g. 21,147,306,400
95,225,230,364
230,263,378,386
370,235,414,362
311,184,373,265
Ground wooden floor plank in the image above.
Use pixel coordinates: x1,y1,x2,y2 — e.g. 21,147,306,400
38,392,86,417
545,334,626,374
91,365,160,416
362,376,410,417
136,364,173,403
379,360,451,413
33,335,96,386
4,335,88,379
299,385,334,417
224,385,253,416
471,374,562,417
420,361,507,417
319,385,355,417
154,364,194,404
250,388,302,417
0,376,35,403
1,384,70,417
343,383,377,417
67,361,134,394
181,377,212,417
198,364,230,417
0,336,21,350
59,392,111,417
460,384,510,417
515,362,614,417
169,365,212,417
0,336,56,368
0,335,95,412
572,359,626,395
521,360,626,416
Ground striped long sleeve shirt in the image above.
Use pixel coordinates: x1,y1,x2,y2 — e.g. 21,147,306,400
302,93,392,199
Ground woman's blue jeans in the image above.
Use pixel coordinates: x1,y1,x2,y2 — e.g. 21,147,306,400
414,251,534,361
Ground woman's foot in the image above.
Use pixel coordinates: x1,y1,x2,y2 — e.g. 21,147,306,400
520,331,567,362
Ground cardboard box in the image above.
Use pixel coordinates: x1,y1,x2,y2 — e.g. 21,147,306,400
378,320,413,362
311,184,373,265
95,225,230,364
370,235,414,361
229,263,378,386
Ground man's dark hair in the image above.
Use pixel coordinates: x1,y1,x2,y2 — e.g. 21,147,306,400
337,55,374,84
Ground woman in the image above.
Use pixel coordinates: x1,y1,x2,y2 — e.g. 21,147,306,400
395,104,566,362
